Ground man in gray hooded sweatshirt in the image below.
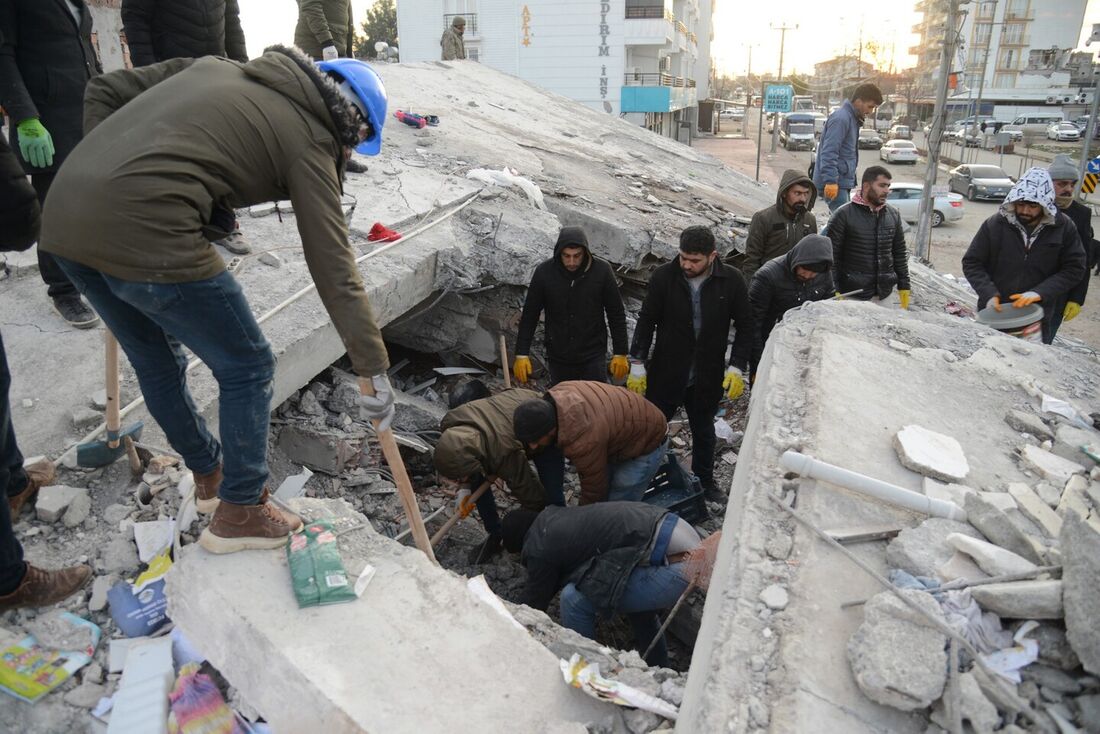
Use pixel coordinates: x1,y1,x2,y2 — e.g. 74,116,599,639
962,167,1087,344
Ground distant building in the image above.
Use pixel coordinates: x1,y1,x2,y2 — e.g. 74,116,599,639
811,55,874,100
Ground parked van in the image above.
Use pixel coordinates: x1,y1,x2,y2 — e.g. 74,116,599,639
779,113,817,151
1002,113,1065,141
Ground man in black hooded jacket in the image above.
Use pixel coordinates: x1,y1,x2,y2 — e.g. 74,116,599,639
513,226,629,385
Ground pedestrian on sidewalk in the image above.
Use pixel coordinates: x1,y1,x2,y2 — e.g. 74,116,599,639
962,167,1087,344
741,169,818,280
513,226,629,386
440,15,466,61
501,502,702,667
0,131,92,612
748,234,834,369
826,165,911,308
513,381,668,505
294,0,354,62
0,8,101,329
626,225,752,503
1046,155,1096,339
122,0,254,255
812,83,883,214
434,384,565,564
38,49,396,554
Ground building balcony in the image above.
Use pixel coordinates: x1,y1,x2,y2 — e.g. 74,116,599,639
621,75,698,113
625,3,666,19
625,16,674,46
1000,34,1029,46
1003,8,1033,20
443,13,479,39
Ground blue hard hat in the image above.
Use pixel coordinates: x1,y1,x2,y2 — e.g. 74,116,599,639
316,58,387,155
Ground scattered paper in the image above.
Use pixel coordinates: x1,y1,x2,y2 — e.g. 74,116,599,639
560,653,678,720
0,615,101,703
133,520,174,563
467,575,524,631
274,467,313,501
1039,393,1094,430
980,620,1039,683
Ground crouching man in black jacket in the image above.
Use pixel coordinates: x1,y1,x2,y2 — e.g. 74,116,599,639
502,502,703,666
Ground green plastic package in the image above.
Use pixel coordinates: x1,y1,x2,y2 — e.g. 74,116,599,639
286,520,359,608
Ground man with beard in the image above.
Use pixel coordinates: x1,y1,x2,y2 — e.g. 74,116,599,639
742,169,818,280
1045,155,1096,339
826,165,911,308
813,83,883,213
963,167,1087,344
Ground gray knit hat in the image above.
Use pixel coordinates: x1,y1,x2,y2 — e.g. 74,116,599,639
1048,154,1078,182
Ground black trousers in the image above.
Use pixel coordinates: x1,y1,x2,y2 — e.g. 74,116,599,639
0,331,27,595
548,355,607,386
31,173,77,299
650,385,718,485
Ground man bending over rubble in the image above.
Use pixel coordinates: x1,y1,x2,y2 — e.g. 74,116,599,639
962,166,1087,344
501,501,703,667
513,381,668,505
38,49,397,554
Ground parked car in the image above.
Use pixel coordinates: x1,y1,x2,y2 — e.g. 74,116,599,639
880,140,918,164
888,124,912,140
947,164,1014,202
812,112,827,136
1046,121,1080,142
1003,113,1064,141
887,182,964,228
857,128,883,149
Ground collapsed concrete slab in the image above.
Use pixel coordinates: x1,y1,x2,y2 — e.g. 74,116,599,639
166,498,612,732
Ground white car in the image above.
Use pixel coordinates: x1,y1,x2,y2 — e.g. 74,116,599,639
886,182,964,228
880,140,918,164
1047,122,1080,142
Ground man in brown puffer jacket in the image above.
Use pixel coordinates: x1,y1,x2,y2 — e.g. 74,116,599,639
513,381,668,505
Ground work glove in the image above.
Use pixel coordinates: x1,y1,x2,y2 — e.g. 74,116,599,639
626,361,647,395
834,291,844,300
898,289,910,310
358,374,396,431
455,488,475,516
17,118,54,169
1009,292,1041,308
609,355,629,381
1064,302,1081,322
322,44,339,61
722,366,745,401
986,295,1002,312
823,183,839,201
513,355,532,384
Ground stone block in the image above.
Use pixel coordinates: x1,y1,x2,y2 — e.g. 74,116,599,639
88,575,114,613
100,535,140,576
964,493,1043,564
893,425,969,482
922,477,974,507
946,533,1038,577
1051,424,1100,466
61,490,92,528
277,425,356,475
325,380,361,415
1060,509,1100,675
1058,476,1092,520
1004,410,1053,441
886,518,982,577
931,671,999,734
1028,623,1080,671
71,407,102,430
936,551,989,583
392,390,446,433
1006,483,1062,538
759,585,789,610
1021,444,1086,485
978,491,1017,512
970,580,1063,620
35,485,88,523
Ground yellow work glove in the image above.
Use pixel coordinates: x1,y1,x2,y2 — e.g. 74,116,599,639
898,289,910,310
609,355,629,381
834,291,844,300
823,183,839,201
1064,301,1081,321
722,366,745,401
626,361,647,395
1009,291,1041,308
513,356,532,383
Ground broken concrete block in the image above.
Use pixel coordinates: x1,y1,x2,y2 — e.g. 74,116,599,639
1021,444,1086,485
936,551,989,584
277,425,356,475
978,491,1017,512
758,585,788,610
847,589,947,711
100,535,140,575
1060,509,1100,675
1028,623,1080,671
931,671,999,734
35,485,88,523
1021,663,1082,694
71,407,102,430
297,389,325,417
63,680,107,709
258,251,282,268
1057,475,1092,519
946,533,1038,576
922,477,975,508
893,425,969,482
963,493,1043,564
391,390,446,433
970,580,1063,619
61,490,92,528
88,575,114,613
1051,424,1099,465
885,518,982,577
1006,483,1062,538
1034,481,1061,508
90,389,108,410
1005,410,1053,441
325,380,361,415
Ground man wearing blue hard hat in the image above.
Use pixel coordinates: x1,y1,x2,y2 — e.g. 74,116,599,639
38,46,393,554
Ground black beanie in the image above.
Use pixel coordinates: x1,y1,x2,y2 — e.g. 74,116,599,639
513,398,557,443
501,509,540,553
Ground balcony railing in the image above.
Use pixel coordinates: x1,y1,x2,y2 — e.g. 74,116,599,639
1000,33,1029,46
676,20,688,35
625,6,665,19
623,72,697,88
1004,8,1033,20
443,13,478,35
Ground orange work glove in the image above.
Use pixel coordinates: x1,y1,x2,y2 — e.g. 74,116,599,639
1009,292,1041,308
823,183,839,201
609,355,629,381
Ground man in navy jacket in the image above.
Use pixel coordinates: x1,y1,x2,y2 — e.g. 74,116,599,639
812,84,883,213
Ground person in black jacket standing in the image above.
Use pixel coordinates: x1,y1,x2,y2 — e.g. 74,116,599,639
121,0,254,255
627,225,753,502
826,165,911,309
0,0,100,328
962,167,1087,344
1046,155,1094,339
513,226,629,385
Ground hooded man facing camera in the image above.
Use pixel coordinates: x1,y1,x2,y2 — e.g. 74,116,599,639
741,169,818,280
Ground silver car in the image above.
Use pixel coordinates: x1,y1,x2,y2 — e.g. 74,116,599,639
947,164,1014,202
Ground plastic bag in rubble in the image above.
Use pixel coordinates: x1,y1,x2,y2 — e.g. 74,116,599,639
979,620,1039,683
939,588,1013,655
713,418,736,445
560,653,678,721
466,167,547,210
286,520,375,608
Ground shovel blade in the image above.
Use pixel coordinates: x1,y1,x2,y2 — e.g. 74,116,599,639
76,421,144,468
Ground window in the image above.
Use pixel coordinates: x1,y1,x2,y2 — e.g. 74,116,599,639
1001,23,1024,44
973,23,992,45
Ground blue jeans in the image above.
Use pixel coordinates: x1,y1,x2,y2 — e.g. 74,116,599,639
560,562,690,667
825,187,850,213
54,258,275,505
607,439,668,501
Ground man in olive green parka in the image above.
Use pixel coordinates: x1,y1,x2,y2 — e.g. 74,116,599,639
295,0,355,60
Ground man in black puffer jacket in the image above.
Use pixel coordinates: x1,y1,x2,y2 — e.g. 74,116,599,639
513,226,629,385
749,234,834,367
826,165,911,307
122,0,248,66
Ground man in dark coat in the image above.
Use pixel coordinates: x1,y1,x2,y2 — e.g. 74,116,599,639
501,502,702,667
826,165,911,307
627,225,753,502
513,226,629,386
0,1,100,328
1046,155,1094,339
749,234,834,367
0,132,92,612
962,167,1087,344
742,168,818,280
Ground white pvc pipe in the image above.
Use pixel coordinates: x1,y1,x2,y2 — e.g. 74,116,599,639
779,450,968,522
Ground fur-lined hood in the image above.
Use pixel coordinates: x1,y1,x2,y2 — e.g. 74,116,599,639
243,44,361,150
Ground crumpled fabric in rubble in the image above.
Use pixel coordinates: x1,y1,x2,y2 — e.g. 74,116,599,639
939,588,1014,655
167,662,247,734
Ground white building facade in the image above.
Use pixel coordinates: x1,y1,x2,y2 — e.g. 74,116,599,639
397,0,712,139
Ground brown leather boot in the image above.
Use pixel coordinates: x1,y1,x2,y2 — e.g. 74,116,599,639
193,465,223,514
7,460,56,517
0,563,92,612
198,490,303,555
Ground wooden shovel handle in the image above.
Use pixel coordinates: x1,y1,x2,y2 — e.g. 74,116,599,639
105,331,122,448
499,335,511,389
430,478,493,547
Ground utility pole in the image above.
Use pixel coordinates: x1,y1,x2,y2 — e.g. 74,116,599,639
967,0,996,165
745,45,754,139
915,0,962,263
770,23,797,154
1075,36,1100,197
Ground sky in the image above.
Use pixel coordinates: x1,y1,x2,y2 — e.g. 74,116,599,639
237,0,1100,77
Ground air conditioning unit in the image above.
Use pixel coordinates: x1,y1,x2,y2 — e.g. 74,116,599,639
1046,96,1057,104
1063,95,1073,103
